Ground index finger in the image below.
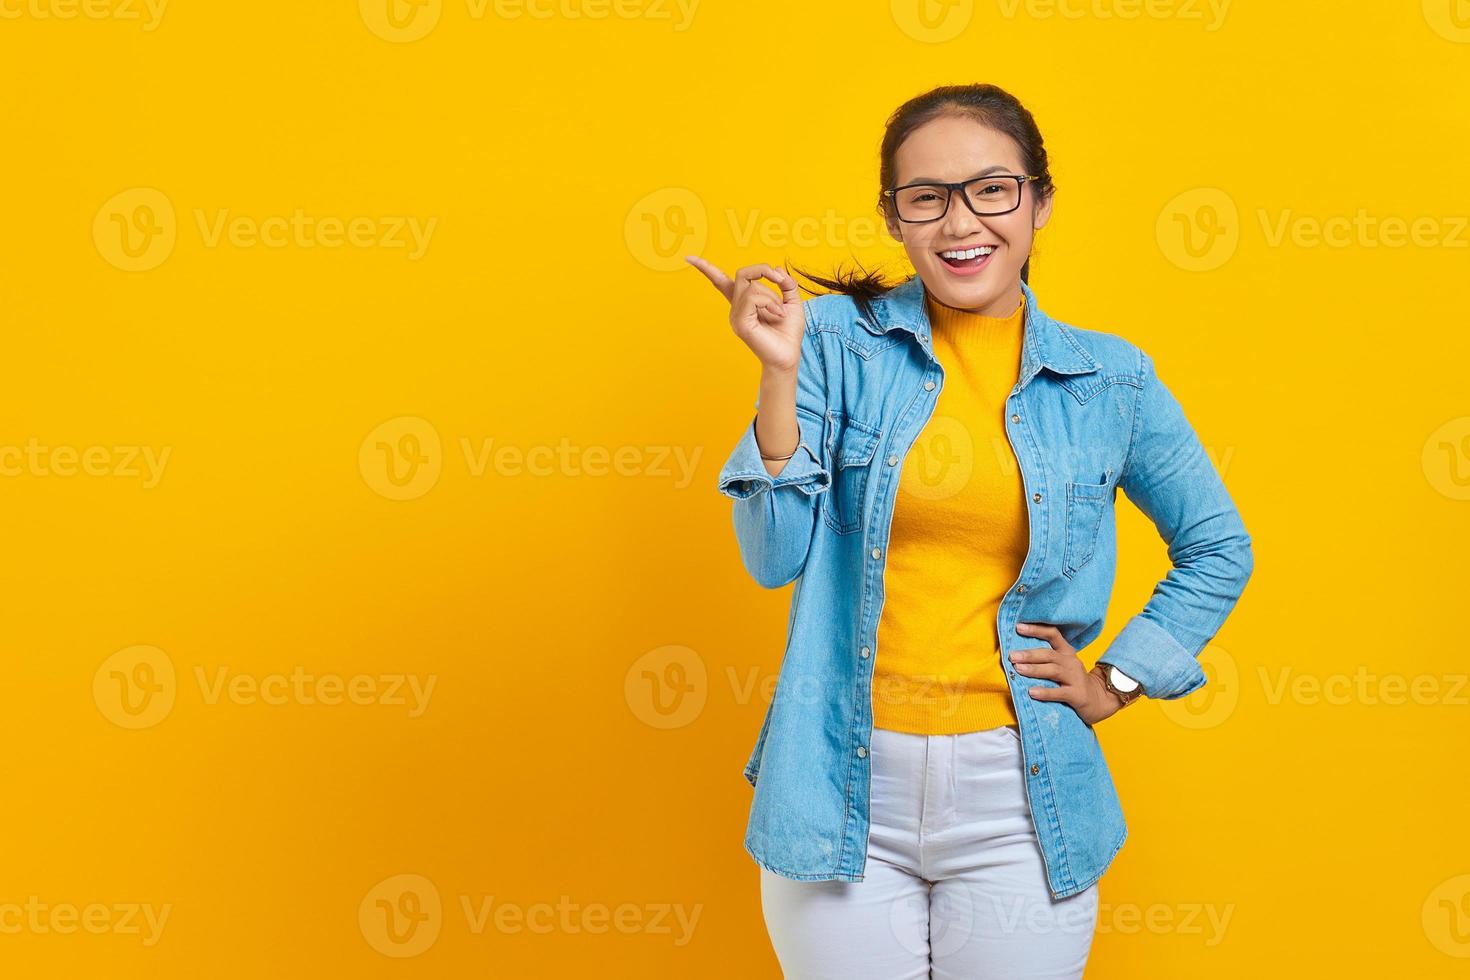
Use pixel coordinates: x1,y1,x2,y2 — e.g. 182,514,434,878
1015,622,1068,652
685,255,734,301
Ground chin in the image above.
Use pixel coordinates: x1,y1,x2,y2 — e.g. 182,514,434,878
927,278,995,308
920,261,1018,311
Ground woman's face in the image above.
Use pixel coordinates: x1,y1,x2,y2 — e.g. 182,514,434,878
883,114,1054,317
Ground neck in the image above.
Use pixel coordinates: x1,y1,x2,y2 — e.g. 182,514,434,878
925,290,1026,345
927,283,1025,319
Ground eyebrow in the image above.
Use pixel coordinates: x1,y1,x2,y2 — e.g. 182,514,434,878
901,165,1015,184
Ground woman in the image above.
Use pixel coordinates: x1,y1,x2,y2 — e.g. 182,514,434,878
690,83,1253,979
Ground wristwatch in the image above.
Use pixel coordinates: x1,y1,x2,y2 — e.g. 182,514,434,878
1096,662,1144,707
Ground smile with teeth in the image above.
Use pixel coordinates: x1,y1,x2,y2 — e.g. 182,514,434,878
938,244,997,271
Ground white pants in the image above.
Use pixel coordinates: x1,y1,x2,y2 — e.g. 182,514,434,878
760,724,1099,979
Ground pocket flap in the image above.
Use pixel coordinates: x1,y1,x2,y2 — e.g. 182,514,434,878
827,411,882,467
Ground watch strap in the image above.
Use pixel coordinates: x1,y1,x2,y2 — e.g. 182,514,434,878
1099,663,1145,705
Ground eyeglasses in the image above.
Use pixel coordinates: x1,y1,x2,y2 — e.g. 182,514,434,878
884,174,1039,223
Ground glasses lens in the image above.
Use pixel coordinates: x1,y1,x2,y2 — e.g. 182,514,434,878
964,177,1021,214
894,184,949,221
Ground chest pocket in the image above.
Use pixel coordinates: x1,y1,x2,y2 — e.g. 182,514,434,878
1062,479,1112,577
822,411,882,535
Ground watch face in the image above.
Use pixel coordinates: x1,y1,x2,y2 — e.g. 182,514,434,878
1108,665,1140,692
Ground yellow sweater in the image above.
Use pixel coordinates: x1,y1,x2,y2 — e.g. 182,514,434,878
872,290,1028,734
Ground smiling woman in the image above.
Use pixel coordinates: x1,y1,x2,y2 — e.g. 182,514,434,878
692,81,1254,980
788,84,1059,320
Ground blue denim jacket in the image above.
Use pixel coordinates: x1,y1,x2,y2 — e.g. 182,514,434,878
715,274,1253,900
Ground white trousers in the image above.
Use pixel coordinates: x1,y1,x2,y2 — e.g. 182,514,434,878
760,724,1099,979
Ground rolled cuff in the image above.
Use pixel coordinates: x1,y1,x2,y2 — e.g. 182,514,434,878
1097,614,1208,701
717,412,830,500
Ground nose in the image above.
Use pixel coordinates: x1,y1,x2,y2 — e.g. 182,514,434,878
940,192,992,242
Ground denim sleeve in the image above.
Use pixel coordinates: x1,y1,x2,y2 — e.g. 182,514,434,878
715,322,830,588
1097,348,1255,700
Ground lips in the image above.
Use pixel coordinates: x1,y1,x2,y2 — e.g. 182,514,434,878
937,245,998,276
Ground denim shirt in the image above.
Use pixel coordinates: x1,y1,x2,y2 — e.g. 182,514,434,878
715,273,1254,900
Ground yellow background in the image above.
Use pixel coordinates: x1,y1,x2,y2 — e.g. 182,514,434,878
2,0,1468,975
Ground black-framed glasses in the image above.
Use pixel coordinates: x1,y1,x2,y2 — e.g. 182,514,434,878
884,174,1039,223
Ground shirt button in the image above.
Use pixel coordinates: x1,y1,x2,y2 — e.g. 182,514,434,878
860,646,871,659
887,455,899,466
857,746,868,758
871,547,882,560
1017,584,1027,593
1030,763,1040,775
1010,413,1020,423
923,380,936,391
1032,492,1042,503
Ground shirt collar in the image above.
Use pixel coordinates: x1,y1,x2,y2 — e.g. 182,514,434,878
861,274,1101,386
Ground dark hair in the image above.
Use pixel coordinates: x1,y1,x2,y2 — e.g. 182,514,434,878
788,83,1056,320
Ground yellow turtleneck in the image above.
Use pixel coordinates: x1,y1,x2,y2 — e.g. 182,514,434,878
871,289,1028,735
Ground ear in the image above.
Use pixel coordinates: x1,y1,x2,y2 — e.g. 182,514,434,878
1033,186,1056,231
883,208,904,242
